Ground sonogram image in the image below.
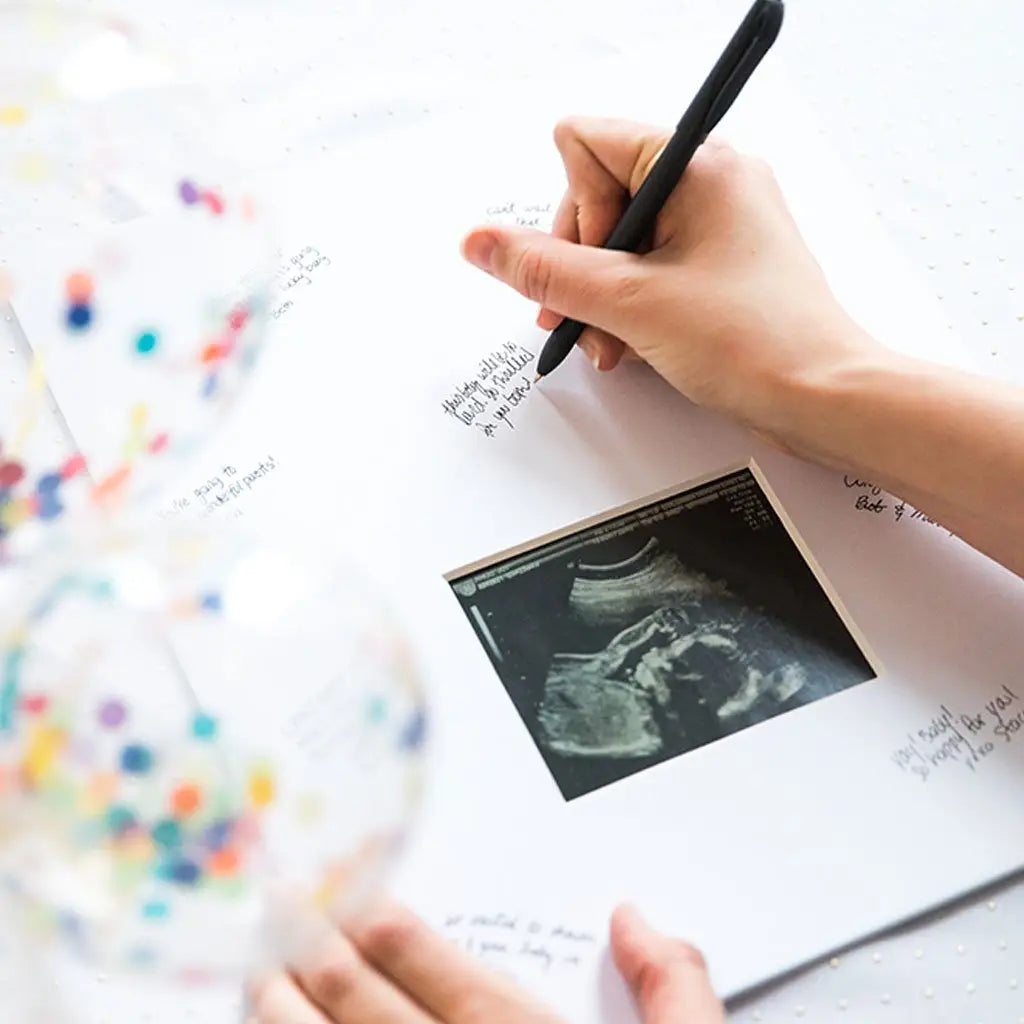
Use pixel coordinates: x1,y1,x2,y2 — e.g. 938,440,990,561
448,467,874,799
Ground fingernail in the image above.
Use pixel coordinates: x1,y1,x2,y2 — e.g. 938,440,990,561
462,232,497,273
580,338,601,370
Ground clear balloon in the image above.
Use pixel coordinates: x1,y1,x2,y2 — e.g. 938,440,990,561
0,6,274,559
0,517,427,1000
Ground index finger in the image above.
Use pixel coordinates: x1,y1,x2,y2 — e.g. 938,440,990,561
348,901,563,1024
552,116,670,230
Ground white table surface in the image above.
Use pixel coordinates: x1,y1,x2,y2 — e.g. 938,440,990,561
3,0,1022,1020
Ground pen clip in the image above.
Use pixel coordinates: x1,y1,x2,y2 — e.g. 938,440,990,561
702,0,784,137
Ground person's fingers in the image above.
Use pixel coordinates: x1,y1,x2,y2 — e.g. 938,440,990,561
553,117,670,211
291,924,438,1024
610,905,725,1024
578,327,626,371
536,306,562,331
535,118,668,338
461,226,650,341
248,970,333,1024
536,314,625,370
537,190,581,329
549,190,580,244
348,901,561,1024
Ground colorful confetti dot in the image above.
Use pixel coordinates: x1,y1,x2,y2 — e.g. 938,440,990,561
0,105,28,126
60,453,87,479
120,744,154,774
200,592,222,612
98,699,127,729
201,374,218,398
106,805,136,835
200,341,227,364
83,772,118,809
170,783,202,817
134,330,159,355
36,472,61,494
232,813,262,846
64,272,94,302
366,696,388,724
92,465,131,503
168,858,201,886
191,712,218,740
21,693,48,715
120,830,155,862
147,432,169,455
24,725,64,783
152,818,182,849
0,460,25,487
36,494,63,520
203,819,232,851
141,899,170,920
399,708,427,751
66,303,92,331
228,307,249,331
0,496,34,528
207,848,240,877
203,190,225,215
247,767,275,809
130,403,148,431
178,180,200,205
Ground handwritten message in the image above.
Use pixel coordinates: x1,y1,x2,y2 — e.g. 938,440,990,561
485,201,555,230
157,454,278,521
889,684,1022,782
271,245,332,321
441,911,598,976
843,477,955,535
442,342,536,437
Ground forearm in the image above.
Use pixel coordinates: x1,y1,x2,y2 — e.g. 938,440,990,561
774,345,1024,576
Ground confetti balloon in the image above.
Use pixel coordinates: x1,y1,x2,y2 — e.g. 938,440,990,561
0,6,273,559
0,517,427,1007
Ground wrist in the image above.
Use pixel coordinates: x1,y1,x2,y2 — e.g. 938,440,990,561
759,332,917,471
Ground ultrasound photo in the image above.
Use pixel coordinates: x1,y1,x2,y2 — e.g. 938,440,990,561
447,467,876,800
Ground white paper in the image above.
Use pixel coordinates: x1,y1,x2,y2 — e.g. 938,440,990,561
24,65,1024,1023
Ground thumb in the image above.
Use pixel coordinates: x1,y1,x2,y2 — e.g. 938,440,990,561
461,225,646,338
610,905,725,1024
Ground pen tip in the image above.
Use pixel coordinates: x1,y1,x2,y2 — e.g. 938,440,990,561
533,373,543,383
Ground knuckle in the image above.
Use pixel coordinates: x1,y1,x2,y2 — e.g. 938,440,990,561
512,245,555,304
359,909,420,962
304,952,362,1006
633,942,708,1003
609,264,648,309
553,117,578,150
692,140,741,182
671,939,708,971
634,958,672,1004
